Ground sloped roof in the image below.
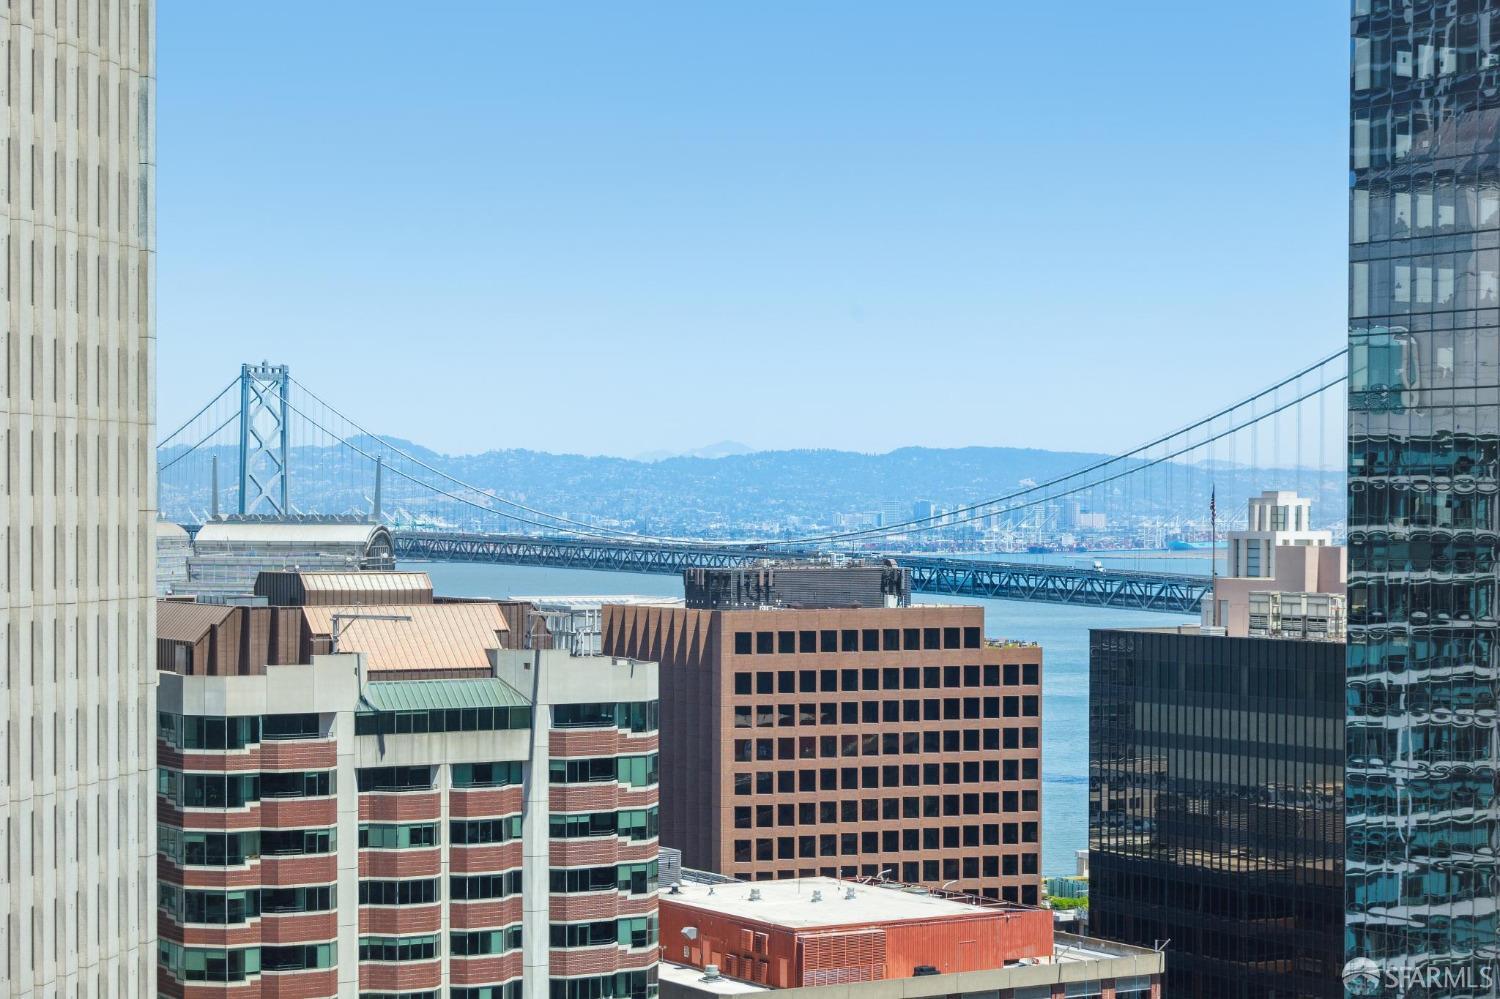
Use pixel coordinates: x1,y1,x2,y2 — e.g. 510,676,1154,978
156,602,236,644
195,521,387,548
301,603,509,671
300,572,431,595
361,678,528,713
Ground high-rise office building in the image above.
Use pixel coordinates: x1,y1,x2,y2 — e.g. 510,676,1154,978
1089,626,1344,998
602,563,1044,904
0,2,157,993
155,572,662,998
1348,5,1500,984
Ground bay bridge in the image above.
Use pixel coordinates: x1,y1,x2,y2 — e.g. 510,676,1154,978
156,353,1348,614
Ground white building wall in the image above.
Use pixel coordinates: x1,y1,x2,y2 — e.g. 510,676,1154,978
0,2,156,995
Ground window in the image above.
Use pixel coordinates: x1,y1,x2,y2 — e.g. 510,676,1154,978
157,769,260,808
261,885,335,914
158,942,260,983
618,754,659,787
356,767,433,793
359,879,440,906
554,702,658,733
360,823,438,849
549,970,658,999
548,861,657,895
734,673,751,695
549,757,616,784
158,885,259,925
262,942,337,971
260,713,321,740
259,770,332,799
453,926,524,955
451,871,523,900
550,920,616,948
262,828,334,855
453,761,523,788
456,816,523,844
354,705,530,737
358,935,438,962
734,632,752,655
158,828,259,867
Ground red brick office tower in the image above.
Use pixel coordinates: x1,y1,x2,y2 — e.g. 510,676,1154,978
602,563,1043,904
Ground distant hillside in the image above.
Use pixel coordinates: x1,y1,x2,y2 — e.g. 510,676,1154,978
159,437,1344,538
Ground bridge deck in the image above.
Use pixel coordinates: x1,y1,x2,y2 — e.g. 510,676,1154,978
390,532,1206,614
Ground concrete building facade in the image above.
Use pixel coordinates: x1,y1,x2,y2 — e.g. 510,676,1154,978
0,2,158,994
603,566,1043,904
1202,491,1345,639
155,576,662,998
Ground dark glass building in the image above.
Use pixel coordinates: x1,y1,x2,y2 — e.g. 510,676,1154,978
1089,628,1343,998
1348,3,1500,987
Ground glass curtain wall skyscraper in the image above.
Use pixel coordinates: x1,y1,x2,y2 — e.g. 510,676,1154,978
1348,1,1500,986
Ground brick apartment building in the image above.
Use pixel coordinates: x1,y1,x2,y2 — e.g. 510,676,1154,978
602,563,1043,904
154,571,661,999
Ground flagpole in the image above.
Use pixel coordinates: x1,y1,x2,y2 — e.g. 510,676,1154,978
1210,485,1218,627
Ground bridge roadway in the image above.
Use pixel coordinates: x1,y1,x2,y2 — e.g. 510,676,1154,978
391,531,1208,613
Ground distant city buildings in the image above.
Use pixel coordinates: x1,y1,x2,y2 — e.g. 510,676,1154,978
155,572,661,998
602,562,1044,904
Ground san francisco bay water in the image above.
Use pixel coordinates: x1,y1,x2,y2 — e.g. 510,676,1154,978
416,559,1199,877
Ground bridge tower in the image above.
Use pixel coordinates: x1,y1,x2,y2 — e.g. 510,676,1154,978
237,362,291,515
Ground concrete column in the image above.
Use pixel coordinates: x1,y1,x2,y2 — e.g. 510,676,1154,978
521,658,552,999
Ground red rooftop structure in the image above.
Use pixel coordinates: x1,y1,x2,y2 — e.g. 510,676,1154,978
659,876,1051,988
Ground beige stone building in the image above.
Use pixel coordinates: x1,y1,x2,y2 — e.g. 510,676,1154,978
0,2,157,994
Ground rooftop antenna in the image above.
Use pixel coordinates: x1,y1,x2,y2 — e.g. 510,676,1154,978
330,612,412,709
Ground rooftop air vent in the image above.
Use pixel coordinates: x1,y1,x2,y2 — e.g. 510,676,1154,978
702,965,723,982
747,888,762,902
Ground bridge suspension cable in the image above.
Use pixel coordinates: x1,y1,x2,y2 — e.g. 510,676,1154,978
274,383,686,542
157,348,1346,551
156,377,239,450
157,410,239,473
760,348,1348,548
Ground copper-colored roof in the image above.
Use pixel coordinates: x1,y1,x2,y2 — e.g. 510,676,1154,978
254,570,435,606
300,603,510,672
299,571,432,596
156,602,236,644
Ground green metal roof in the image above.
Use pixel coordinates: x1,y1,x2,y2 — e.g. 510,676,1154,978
359,678,529,714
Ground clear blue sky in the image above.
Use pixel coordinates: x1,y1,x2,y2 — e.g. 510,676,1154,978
158,2,1350,458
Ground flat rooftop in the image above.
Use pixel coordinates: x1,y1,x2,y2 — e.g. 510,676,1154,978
664,877,1001,929
659,962,767,995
